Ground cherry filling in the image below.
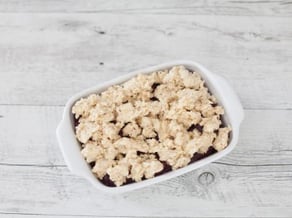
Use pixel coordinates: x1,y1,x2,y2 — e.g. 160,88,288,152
98,147,217,187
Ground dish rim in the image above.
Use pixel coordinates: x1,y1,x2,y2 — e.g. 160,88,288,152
56,60,244,193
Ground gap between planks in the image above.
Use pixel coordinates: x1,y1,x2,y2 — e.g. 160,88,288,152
0,11,290,18
0,103,291,111
0,211,243,218
0,211,267,218
1,161,292,168
0,211,173,218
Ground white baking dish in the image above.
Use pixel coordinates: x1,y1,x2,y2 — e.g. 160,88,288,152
56,60,244,193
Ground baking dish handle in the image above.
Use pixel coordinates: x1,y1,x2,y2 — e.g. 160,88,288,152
56,118,89,177
212,74,244,126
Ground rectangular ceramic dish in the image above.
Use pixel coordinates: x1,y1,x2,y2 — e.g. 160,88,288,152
56,60,244,193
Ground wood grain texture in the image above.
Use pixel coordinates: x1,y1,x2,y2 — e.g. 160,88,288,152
0,14,291,109
0,105,292,217
1,162,292,217
0,0,291,16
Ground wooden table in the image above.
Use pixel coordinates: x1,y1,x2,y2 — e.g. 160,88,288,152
0,1,292,217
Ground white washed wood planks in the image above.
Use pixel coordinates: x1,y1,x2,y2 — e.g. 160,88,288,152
0,106,64,166
1,163,292,217
0,14,291,108
0,0,291,16
0,0,291,217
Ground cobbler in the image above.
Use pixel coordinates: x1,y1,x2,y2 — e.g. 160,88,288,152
72,66,231,187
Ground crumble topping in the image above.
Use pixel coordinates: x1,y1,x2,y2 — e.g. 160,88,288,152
72,65,231,186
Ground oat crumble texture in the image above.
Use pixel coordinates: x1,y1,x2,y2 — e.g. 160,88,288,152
72,65,231,187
